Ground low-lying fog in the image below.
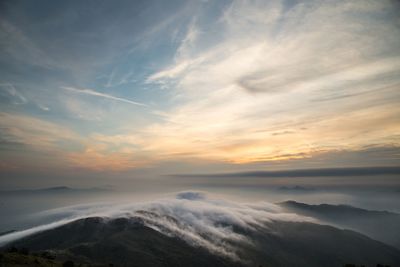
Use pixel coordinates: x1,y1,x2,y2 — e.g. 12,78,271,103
1,174,399,235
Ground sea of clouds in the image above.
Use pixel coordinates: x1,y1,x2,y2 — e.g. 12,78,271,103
0,191,315,260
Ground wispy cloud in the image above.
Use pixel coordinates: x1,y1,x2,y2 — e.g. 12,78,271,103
142,0,400,164
61,86,147,107
0,112,79,149
60,0,400,170
1,0,400,174
0,112,84,170
0,83,27,104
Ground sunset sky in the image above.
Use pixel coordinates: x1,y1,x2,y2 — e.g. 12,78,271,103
1,0,399,188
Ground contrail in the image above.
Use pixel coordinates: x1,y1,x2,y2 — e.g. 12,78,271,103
61,86,147,107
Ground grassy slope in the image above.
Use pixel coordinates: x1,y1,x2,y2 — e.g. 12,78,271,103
0,252,63,267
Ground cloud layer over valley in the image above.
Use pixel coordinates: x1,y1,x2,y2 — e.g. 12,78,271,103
0,191,314,260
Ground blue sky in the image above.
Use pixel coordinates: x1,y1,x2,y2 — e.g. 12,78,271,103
0,0,400,187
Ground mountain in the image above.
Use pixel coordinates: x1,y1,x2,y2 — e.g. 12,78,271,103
0,251,66,267
245,220,400,267
279,200,400,249
9,216,239,267
7,212,400,267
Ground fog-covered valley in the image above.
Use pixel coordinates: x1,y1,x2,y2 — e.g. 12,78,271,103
1,186,400,267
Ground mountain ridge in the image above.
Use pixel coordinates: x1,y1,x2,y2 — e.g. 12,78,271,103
279,200,400,249
5,213,400,267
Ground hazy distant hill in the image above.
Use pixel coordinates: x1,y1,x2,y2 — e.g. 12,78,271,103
8,213,400,267
0,186,111,195
279,200,400,249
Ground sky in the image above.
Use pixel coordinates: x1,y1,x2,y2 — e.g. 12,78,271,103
0,0,400,188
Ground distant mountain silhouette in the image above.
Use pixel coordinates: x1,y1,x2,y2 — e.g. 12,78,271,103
0,186,111,195
279,200,400,249
7,212,400,267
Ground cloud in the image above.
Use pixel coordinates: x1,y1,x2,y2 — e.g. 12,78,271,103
0,83,27,104
61,86,147,107
172,166,400,179
141,0,400,165
0,218,78,247
0,112,79,150
1,0,399,172
0,191,314,260
0,19,56,69
0,112,89,170
66,146,149,171
37,104,50,111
